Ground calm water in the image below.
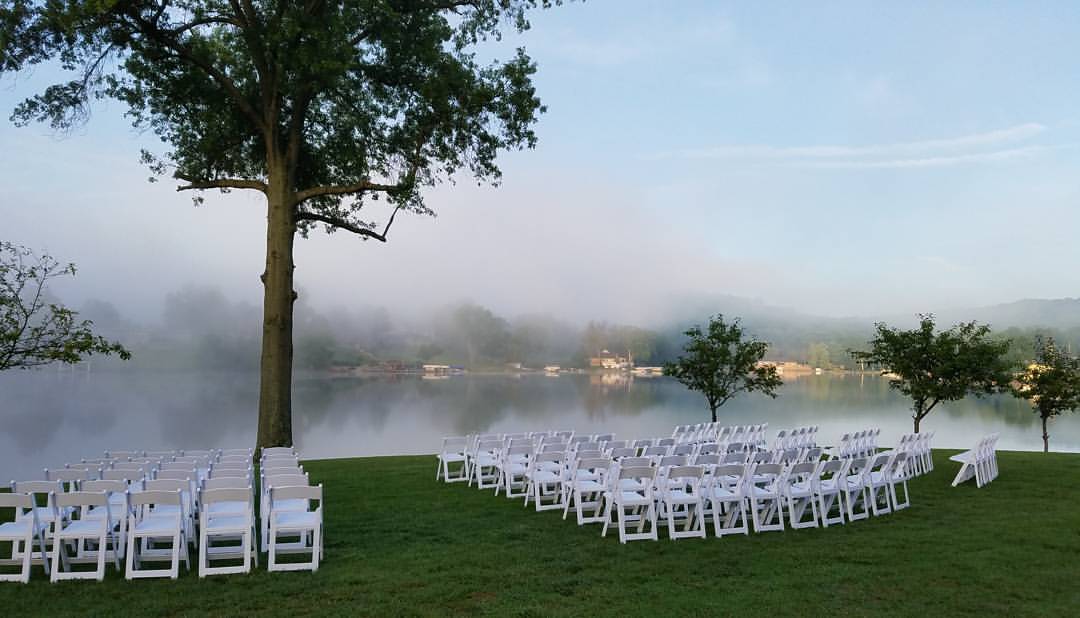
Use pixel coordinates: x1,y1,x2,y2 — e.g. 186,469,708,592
1,370,1076,480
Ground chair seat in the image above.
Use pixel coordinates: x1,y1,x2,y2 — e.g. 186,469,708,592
575,480,604,492
949,451,974,463
615,491,650,506
439,453,466,463
665,489,700,503
0,519,35,538
59,519,106,536
751,486,779,498
133,516,181,535
708,487,739,499
84,505,124,524
532,470,561,483
31,507,59,523
205,516,251,533
272,511,320,529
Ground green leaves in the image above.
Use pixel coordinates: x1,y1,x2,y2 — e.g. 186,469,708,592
664,314,783,421
850,314,1013,429
1012,338,1080,420
0,241,131,371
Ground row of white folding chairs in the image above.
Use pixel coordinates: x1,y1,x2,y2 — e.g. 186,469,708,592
829,429,881,459
1,475,323,583
888,432,935,477
513,451,911,543
773,426,820,451
437,432,614,484
950,434,999,488
671,424,770,449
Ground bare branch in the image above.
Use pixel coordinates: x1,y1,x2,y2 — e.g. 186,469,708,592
296,204,404,242
175,177,268,192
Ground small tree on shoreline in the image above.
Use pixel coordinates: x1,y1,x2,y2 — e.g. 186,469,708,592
1011,338,1080,453
1,242,130,371
664,315,782,423
850,314,1012,433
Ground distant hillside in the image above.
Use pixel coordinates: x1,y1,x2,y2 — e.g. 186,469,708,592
959,298,1080,330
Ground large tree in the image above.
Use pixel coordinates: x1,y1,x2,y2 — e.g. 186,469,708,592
664,314,783,423
1011,338,1080,453
1,1,556,448
851,314,1013,433
1,241,130,370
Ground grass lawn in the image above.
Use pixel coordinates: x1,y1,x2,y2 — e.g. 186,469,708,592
2,450,1079,616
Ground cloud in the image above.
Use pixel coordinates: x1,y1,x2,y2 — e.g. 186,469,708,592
651,123,1048,163
801,145,1050,169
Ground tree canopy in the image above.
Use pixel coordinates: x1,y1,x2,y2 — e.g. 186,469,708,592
1011,338,1080,453
850,314,1012,433
0,241,131,371
1,1,559,448
664,314,782,423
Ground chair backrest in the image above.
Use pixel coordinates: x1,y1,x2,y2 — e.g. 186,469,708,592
201,487,253,506
673,444,696,457
54,491,108,509
144,479,189,493
0,492,35,509
209,467,252,480
620,456,653,469
697,443,720,456
576,449,604,460
655,438,676,447
604,440,628,450
263,473,309,489
203,476,251,491
642,446,670,458
658,455,689,468
722,451,748,465
12,480,64,497
102,469,146,482
262,447,296,458
105,450,143,460
694,454,720,466
156,469,196,481
609,447,638,460
269,484,322,506
539,443,565,454
130,489,182,509
619,466,656,482
576,457,611,472
593,433,615,443
45,468,91,482
220,448,254,457
440,436,469,453
81,479,128,494
751,463,784,478
667,465,704,483
113,462,152,471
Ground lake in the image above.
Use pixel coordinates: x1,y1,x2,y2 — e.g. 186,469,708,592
1,369,1075,480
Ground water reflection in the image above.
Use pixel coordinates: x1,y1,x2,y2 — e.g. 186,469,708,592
1,370,1076,480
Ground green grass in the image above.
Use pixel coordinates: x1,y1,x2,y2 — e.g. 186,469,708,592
2,451,1079,616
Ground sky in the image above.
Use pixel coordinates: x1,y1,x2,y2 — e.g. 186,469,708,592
2,1,1079,326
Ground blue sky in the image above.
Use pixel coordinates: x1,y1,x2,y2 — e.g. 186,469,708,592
2,1,1079,323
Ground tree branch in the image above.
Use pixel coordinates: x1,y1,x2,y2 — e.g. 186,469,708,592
296,205,404,243
294,180,401,202
175,176,268,192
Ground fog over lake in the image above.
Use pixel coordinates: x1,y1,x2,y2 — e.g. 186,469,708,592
1,369,1074,481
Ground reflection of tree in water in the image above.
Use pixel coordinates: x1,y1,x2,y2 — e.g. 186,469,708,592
154,371,257,449
940,392,1036,429
574,376,669,422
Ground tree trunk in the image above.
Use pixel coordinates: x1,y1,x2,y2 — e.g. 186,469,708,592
1042,415,1049,453
913,414,921,434
256,171,296,450
710,406,718,423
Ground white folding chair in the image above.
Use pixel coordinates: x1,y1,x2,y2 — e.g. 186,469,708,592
865,453,896,516
562,457,610,525
267,484,324,573
780,462,820,529
747,463,785,533
814,460,847,527
77,480,130,565
50,492,120,581
658,465,706,540
199,487,257,577
601,465,658,543
842,457,871,522
0,492,51,582
126,489,188,579
523,451,566,511
704,463,749,537
260,473,308,550
435,436,470,483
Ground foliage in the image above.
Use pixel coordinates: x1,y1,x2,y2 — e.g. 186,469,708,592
664,314,782,422
850,314,1013,432
1,452,1079,614
0,241,130,370
1011,337,1080,452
